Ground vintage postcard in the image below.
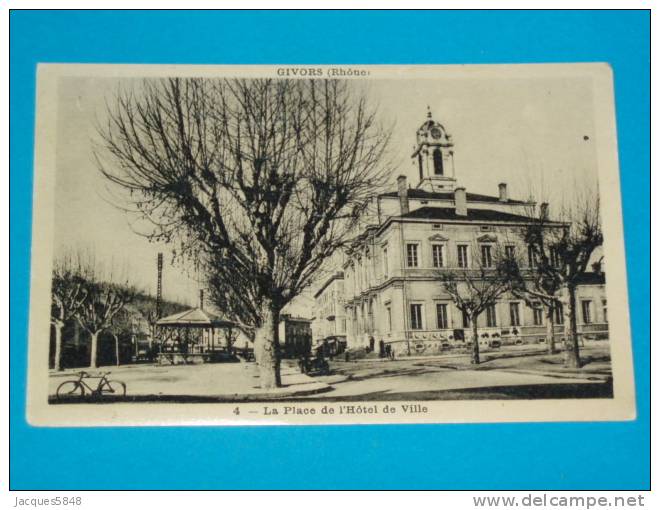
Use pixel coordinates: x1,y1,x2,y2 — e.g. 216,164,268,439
26,63,635,426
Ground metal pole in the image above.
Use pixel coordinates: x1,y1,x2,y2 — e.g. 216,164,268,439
156,253,163,319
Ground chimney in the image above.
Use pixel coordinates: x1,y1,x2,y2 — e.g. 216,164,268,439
454,187,467,216
199,289,204,310
539,202,549,220
397,175,409,215
498,182,508,202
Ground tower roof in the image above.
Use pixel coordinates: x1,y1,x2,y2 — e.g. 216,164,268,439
156,307,237,328
415,106,451,147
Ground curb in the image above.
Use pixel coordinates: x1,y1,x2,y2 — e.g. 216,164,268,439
493,368,612,381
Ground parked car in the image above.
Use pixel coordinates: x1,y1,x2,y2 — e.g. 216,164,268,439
298,354,330,376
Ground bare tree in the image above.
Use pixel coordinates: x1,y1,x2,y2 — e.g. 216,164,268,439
96,78,391,387
108,308,134,366
205,260,259,339
501,218,565,354
75,260,136,368
133,299,160,360
143,306,159,357
439,246,514,364
50,253,90,371
134,295,188,360
523,194,603,368
512,280,563,355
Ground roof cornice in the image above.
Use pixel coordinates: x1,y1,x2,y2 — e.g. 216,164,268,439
374,215,567,237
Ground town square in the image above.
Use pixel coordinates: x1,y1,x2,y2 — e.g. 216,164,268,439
30,64,626,421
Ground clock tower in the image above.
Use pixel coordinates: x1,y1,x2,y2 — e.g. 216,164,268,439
411,107,456,192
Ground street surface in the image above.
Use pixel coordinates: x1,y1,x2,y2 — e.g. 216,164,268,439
49,343,612,402
49,362,329,402
305,343,612,400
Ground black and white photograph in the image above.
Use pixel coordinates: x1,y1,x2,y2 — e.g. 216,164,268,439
27,64,635,426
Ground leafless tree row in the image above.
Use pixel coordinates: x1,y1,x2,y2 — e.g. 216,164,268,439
51,251,136,370
440,192,603,367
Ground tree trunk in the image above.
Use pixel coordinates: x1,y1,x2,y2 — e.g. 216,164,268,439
90,331,99,369
53,322,64,371
73,321,80,347
471,314,480,365
253,300,281,389
564,285,581,368
113,333,120,366
545,304,557,354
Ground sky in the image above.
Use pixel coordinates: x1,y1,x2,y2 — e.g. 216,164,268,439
53,72,599,315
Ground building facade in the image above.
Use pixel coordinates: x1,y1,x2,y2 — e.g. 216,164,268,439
312,272,347,353
279,314,313,358
339,110,608,356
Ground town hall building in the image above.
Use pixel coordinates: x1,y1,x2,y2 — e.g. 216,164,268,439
313,109,609,356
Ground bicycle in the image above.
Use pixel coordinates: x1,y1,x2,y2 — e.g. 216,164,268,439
56,371,126,401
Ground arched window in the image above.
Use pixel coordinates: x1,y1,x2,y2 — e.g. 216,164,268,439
433,148,444,175
418,154,424,181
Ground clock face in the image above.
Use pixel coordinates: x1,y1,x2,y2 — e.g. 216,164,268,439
431,127,443,139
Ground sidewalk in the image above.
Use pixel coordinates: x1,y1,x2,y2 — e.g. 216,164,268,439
493,368,611,382
413,347,613,381
340,340,609,365
340,345,547,364
49,362,331,402
330,344,612,382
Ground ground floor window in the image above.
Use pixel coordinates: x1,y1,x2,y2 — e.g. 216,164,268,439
436,303,449,329
509,302,520,327
462,310,470,328
486,304,497,327
528,245,537,268
385,303,392,332
550,247,559,267
410,303,423,330
367,299,374,333
555,303,564,325
582,300,593,324
532,304,544,326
